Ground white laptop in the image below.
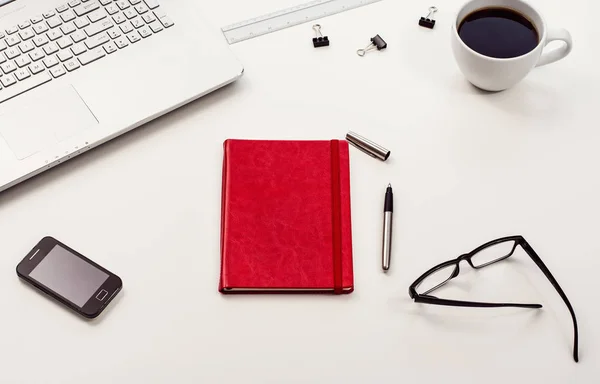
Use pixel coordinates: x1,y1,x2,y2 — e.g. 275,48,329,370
0,0,243,192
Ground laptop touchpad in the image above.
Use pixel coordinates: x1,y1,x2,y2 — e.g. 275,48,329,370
0,85,98,160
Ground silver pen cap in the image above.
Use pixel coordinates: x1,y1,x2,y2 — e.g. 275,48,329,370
346,131,390,161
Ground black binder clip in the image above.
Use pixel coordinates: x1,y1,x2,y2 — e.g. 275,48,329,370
356,35,387,57
312,24,329,47
419,6,437,29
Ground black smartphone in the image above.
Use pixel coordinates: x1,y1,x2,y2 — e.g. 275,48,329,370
16,236,122,319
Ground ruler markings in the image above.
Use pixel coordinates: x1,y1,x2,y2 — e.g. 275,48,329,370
222,0,382,44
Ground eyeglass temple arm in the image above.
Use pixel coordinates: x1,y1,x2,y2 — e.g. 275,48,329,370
414,295,542,309
521,241,579,362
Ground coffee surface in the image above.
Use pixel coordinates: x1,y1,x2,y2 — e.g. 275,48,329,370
458,7,539,59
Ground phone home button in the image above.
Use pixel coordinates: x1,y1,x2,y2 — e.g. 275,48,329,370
96,289,108,301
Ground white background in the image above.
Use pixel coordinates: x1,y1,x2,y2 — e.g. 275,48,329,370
1,0,599,382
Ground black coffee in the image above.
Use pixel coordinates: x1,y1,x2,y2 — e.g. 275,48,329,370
458,7,539,59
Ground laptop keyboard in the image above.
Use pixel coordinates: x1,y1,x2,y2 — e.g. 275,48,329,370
0,0,173,104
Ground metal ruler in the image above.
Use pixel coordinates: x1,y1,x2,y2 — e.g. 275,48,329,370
221,0,382,44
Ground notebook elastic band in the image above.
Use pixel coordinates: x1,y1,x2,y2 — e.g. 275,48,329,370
330,140,343,294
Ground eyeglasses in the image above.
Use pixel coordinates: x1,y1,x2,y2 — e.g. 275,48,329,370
408,235,579,362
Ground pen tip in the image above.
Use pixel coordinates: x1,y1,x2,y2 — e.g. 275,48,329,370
388,183,392,188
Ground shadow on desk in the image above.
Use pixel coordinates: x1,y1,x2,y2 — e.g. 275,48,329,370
18,278,125,326
450,71,580,121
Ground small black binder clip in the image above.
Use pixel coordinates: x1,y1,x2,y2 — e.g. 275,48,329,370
419,6,437,29
356,35,387,57
312,24,329,47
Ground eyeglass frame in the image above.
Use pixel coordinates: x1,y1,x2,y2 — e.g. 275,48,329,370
408,235,579,362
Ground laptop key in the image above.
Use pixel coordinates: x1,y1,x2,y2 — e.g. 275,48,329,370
46,16,62,29
103,42,117,54
71,43,87,55
148,21,162,33
47,30,63,41
144,0,159,9
142,13,156,24
15,56,32,68
33,23,49,34
114,36,128,48
43,43,60,55
84,33,109,49
0,40,6,51
159,16,173,28
64,58,80,71
134,4,148,14
1,61,17,73
116,0,129,9
43,10,56,18
88,9,107,23
6,35,21,47
29,49,45,61
43,56,59,68
119,23,133,34
130,17,143,28
61,10,77,22
126,31,140,43
19,21,32,29
84,19,113,36
31,16,44,24
75,18,91,29
6,26,19,35
19,41,35,53
57,36,73,49
5,47,21,59
0,55,5,64
15,68,31,81
124,9,137,19
61,22,77,35
50,65,66,78
107,28,121,39
29,62,45,74
71,30,87,43
56,4,70,13
106,4,120,15
113,13,126,24
19,28,35,40
78,47,104,65
57,50,73,61
138,26,151,38
0,74,17,87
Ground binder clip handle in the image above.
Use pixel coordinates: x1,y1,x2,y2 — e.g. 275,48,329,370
357,34,387,57
312,24,329,47
419,6,438,29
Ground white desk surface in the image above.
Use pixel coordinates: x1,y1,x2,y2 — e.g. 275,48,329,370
1,0,599,382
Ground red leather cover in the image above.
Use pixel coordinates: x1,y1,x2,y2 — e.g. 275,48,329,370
220,139,354,293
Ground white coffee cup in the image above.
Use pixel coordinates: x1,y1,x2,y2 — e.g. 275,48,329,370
451,0,572,91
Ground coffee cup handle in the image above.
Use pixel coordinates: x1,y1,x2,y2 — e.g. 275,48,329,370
536,28,573,67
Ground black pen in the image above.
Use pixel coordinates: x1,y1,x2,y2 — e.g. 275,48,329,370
382,183,393,272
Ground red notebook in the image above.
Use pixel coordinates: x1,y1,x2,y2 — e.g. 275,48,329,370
219,139,354,294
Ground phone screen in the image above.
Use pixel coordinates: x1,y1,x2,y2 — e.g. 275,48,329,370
29,244,109,307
